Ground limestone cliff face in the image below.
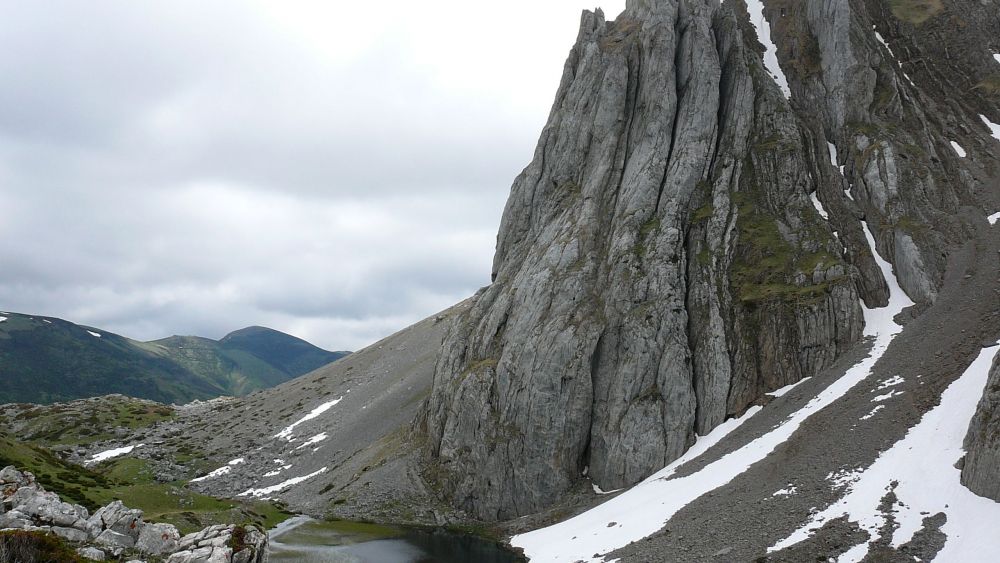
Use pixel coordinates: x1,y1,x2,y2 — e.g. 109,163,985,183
963,353,1000,501
423,0,999,520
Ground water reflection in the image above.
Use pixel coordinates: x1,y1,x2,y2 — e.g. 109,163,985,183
269,516,524,563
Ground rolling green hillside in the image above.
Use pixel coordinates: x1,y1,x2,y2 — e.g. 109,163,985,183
0,311,348,404
220,326,348,378
150,328,348,396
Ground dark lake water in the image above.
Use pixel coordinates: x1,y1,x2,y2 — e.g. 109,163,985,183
269,516,525,563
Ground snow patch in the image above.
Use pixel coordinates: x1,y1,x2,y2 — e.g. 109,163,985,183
745,0,790,98
592,483,622,496
859,405,885,421
773,485,798,498
872,390,904,403
191,458,247,482
770,344,1000,559
87,444,143,464
511,221,912,563
240,467,327,498
810,193,829,220
87,330,102,338
981,115,1000,142
988,212,1000,226
0,317,6,323
827,468,862,489
767,378,811,398
828,142,854,199
949,141,967,158
191,466,231,483
876,376,904,390
994,54,1000,65
295,433,328,450
873,27,897,62
839,542,871,563
274,398,342,441
42,319,52,324
264,462,294,478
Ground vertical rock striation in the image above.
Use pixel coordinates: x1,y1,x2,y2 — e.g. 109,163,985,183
422,0,996,520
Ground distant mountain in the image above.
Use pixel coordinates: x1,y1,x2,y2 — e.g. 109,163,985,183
0,311,348,405
220,326,347,378
151,327,348,397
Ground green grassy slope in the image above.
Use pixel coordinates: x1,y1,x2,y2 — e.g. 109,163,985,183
219,326,349,379
146,336,290,396
0,313,225,404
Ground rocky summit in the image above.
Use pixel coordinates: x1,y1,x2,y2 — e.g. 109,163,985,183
3,0,1000,562
423,0,998,522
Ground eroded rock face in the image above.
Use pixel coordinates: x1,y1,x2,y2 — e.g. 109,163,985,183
962,353,1000,501
422,0,995,521
423,0,869,521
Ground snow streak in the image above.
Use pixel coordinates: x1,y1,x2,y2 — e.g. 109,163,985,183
240,467,327,498
87,444,144,464
744,0,790,98
274,398,342,441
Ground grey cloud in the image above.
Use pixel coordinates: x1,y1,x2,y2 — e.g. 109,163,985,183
0,0,622,351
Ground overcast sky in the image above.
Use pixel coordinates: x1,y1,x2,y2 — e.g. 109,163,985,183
0,1,627,351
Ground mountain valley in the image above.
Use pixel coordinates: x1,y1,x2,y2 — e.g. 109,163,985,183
3,0,1000,561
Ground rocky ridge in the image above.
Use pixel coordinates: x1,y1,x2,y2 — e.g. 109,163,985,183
0,466,267,562
0,310,347,405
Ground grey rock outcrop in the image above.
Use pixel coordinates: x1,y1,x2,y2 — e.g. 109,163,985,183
0,466,264,562
167,524,267,563
90,500,144,542
77,546,108,560
137,521,181,555
422,0,995,521
962,352,1000,500
0,467,93,535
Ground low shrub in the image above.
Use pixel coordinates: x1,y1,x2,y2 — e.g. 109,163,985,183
0,530,89,562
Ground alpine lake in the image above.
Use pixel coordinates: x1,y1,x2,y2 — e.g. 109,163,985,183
269,516,525,563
